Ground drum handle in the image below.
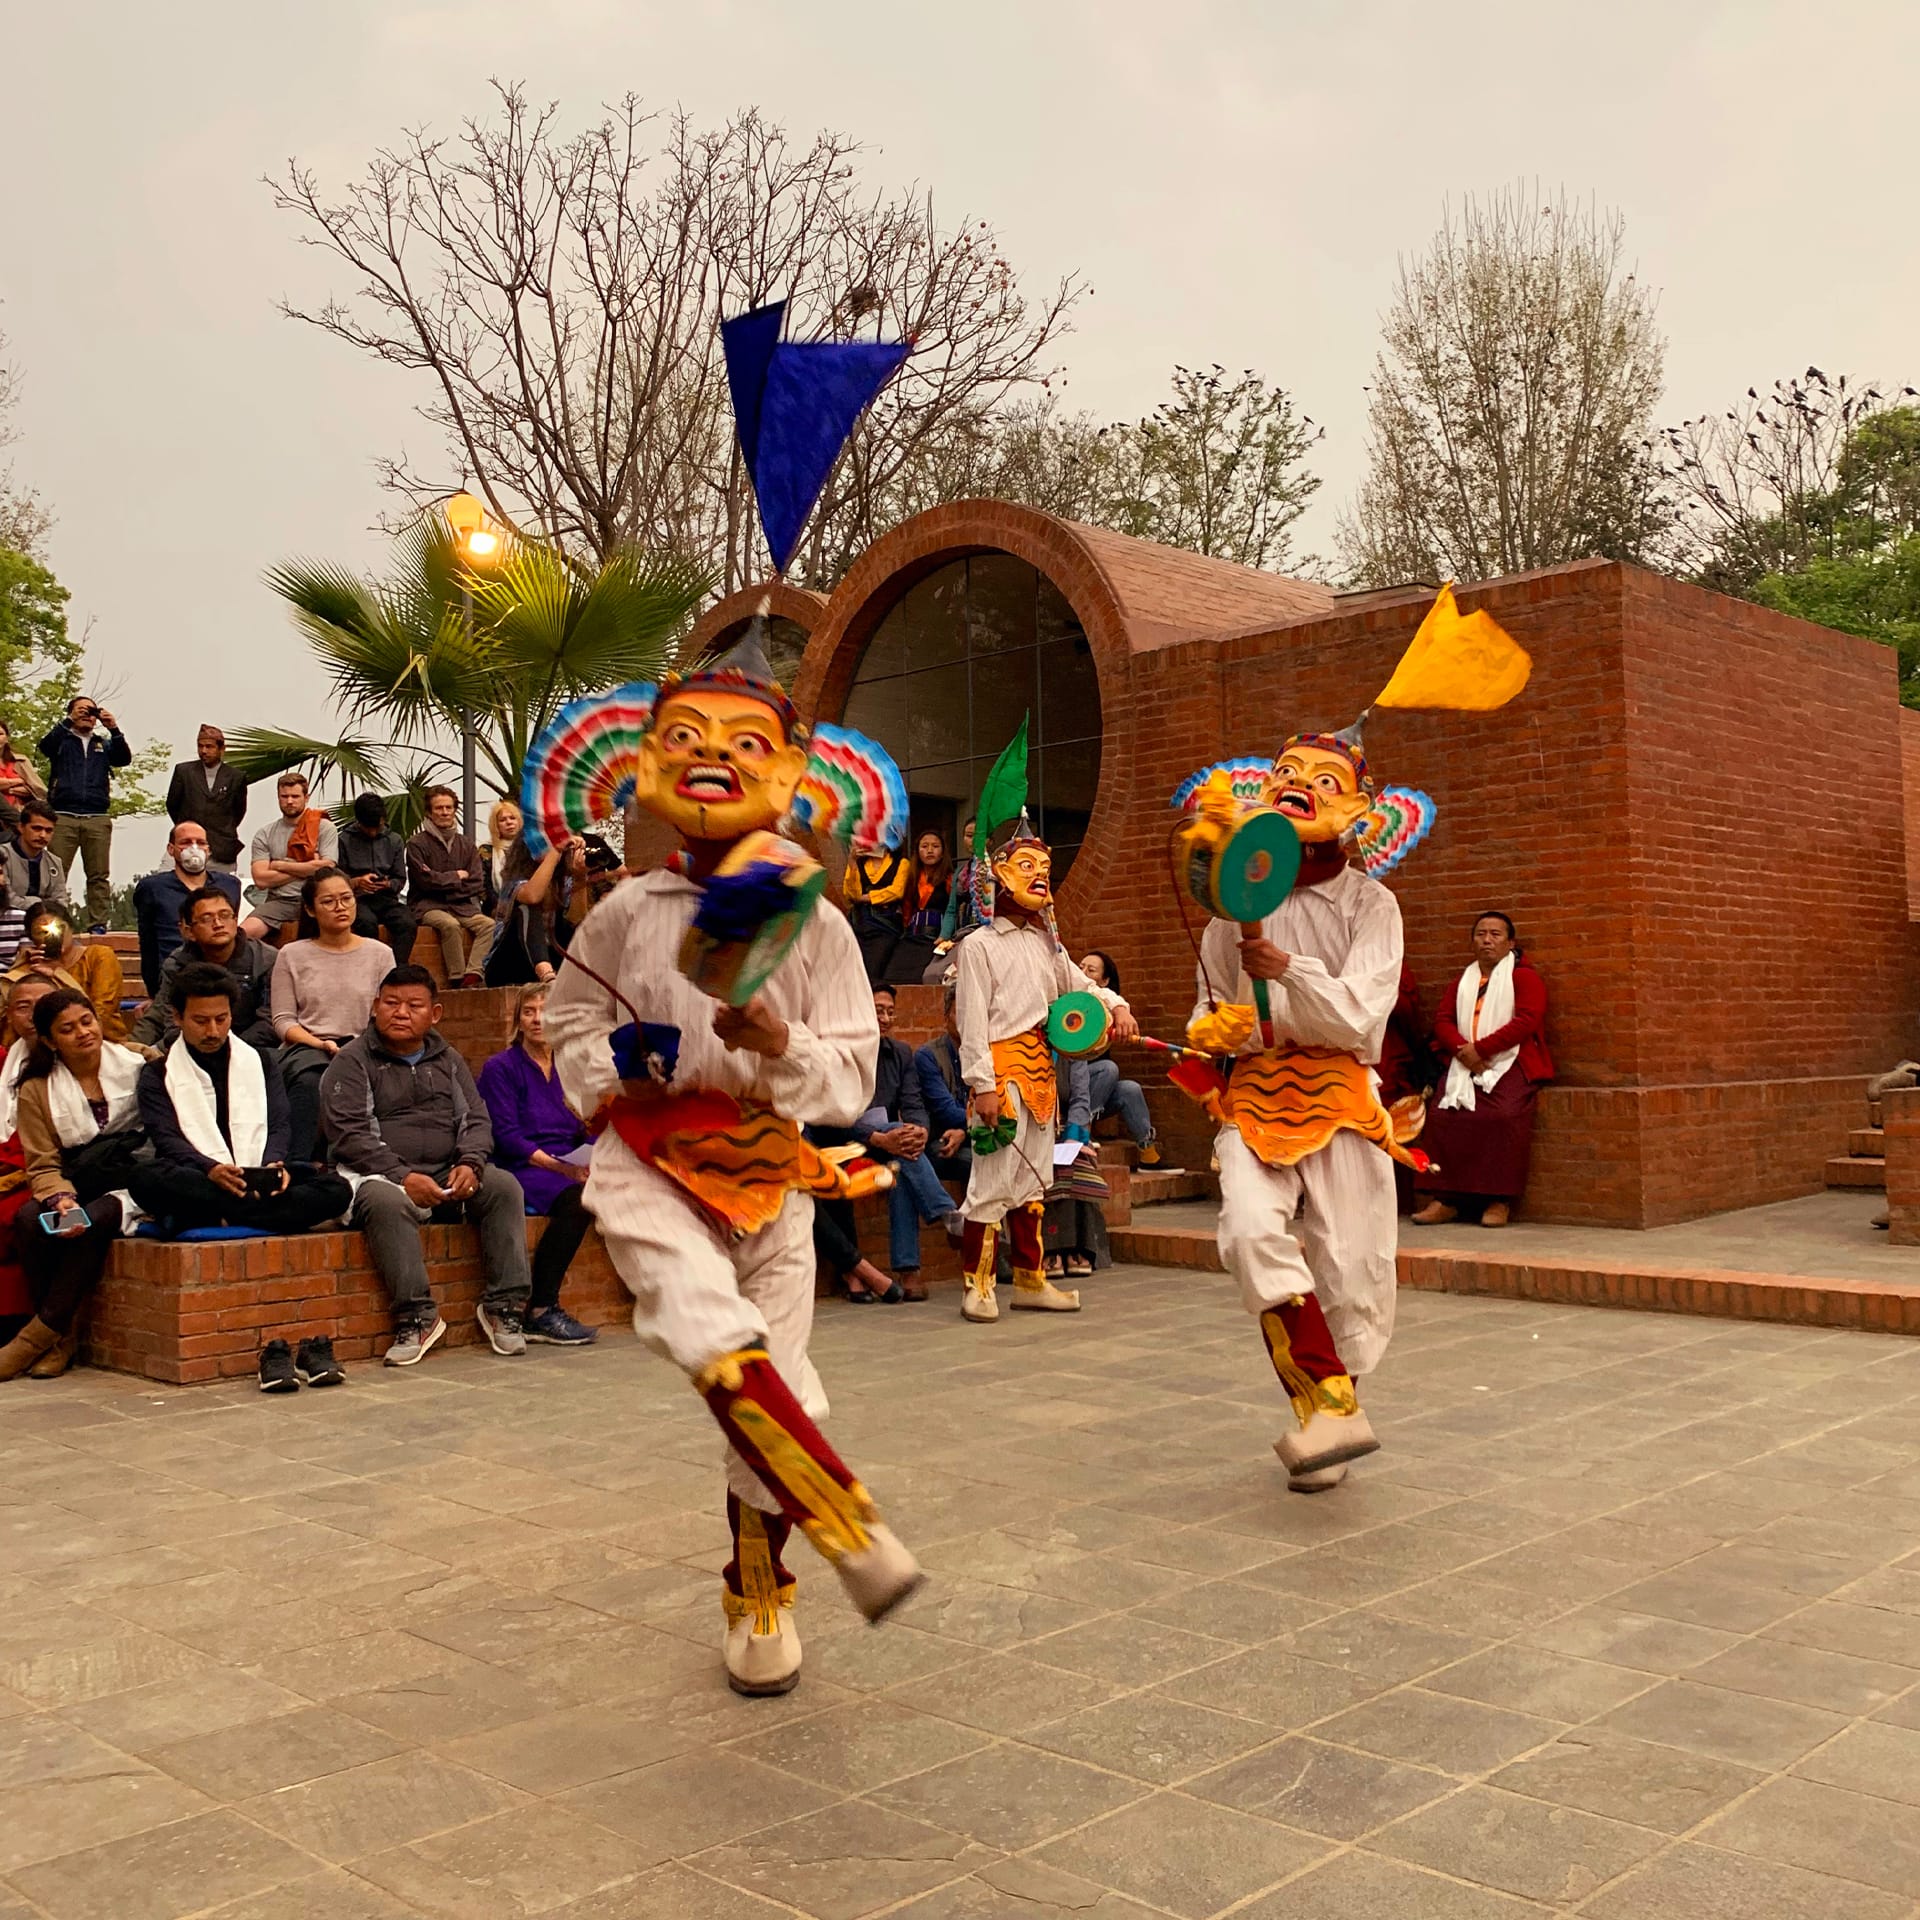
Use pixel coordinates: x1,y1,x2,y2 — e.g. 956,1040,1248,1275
1239,921,1277,1047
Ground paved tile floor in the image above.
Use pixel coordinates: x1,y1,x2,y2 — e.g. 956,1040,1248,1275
5,1268,1920,1918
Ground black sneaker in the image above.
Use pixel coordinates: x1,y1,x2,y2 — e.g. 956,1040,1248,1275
294,1336,345,1387
258,1339,299,1393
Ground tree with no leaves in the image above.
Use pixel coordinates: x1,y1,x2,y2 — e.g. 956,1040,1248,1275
1340,188,1668,587
272,85,1080,593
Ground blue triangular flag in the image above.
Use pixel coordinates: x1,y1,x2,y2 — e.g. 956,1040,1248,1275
722,302,911,575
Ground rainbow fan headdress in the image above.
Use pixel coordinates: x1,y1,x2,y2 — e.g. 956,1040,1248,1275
522,681,659,856
789,723,909,856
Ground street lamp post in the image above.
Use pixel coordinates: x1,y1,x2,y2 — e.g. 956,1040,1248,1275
443,491,499,834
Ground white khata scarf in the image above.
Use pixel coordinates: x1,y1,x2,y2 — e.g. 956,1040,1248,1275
165,1036,269,1167
1439,951,1519,1112
0,1037,29,1139
46,1042,146,1146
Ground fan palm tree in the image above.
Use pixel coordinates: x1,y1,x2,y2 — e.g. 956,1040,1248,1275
233,515,711,826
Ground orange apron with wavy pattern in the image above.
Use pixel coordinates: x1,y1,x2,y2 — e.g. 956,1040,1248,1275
990,1027,1056,1126
1226,1046,1426,1169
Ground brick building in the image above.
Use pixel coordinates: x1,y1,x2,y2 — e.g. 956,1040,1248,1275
685,500,1920,1229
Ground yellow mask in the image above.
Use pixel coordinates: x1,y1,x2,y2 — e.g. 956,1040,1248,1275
1268,743,1371,845
991,840,1052,915
635,689,808,845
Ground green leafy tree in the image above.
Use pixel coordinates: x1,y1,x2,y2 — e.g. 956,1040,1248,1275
0,544,81,750
231,514,711,825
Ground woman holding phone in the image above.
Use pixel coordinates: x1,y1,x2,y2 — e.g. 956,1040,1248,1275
0,988,150,1379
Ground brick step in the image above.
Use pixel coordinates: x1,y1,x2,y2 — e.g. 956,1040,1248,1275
1130,1169,1216,1206
1826,1155,1887,1190
1850,1127,1886,1156
1870,1098,1884,1128
1108,1222,1224,1272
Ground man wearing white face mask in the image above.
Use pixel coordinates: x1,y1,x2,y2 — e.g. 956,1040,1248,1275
132,822,241,998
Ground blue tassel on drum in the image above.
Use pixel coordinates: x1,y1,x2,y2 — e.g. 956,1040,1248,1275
692,859,801,945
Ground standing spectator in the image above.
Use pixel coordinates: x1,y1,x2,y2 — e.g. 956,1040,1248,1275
338,793,415,961
0,988,148,1379
130,965,350,1236
1413,912,1554,1230
890,831,951,985
131,889,278,1051
320,966,534,1365
0,801,69,916
406,787,493,987
244,772,337,944
132,822,241,997
483,800,571,987
844,842,908,985
475,984,598,1345
1076,951,1174,1169
164,725,248,874
851,983,962,1301
269,869,393,1161
5,908,135,1045
38,696,130,931
0,720,46,812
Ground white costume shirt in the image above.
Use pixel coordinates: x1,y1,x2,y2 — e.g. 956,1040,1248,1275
544,869,878,1130
954,918,1122,1095
1192,864,1403,1063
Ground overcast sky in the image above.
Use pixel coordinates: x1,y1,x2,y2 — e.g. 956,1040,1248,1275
5,0,1915,874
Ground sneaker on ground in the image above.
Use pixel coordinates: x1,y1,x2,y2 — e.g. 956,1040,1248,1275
294,1335,345,1386
525,1305,597,1346
476,1301,528,1356
384,1313,446,1368
258,1339,299,1393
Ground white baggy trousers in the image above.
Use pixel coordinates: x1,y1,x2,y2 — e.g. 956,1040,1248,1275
585,1131,825,1516
1214,1126,1398,1376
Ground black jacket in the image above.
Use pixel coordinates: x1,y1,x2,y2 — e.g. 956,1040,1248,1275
137,1038,293,1173
320,1022,494,1180
337,825,409,897
39,722,130,815
131,869,242,1000
131,933,278,1051
854,1034,928,1144
164,760,249,863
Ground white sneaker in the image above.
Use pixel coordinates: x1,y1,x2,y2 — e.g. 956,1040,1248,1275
723,1597,803,1696
961,1283,999,1323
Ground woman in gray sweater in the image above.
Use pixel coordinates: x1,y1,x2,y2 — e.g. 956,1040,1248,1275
270,869,393,1160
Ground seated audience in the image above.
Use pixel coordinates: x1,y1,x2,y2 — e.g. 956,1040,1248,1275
812,1195,904,1304
890,831,951,985
270,869,394,1161
245,771,337,943
475,984,597,1344
1077,951,1172,1169
338,793,416,961
0,989,150,1380
1044,1052,1111,1281
130,964,350,1238
132,889,278,1051
407,786,494,986
0,976,58,1343
0,801,68,916
1413,911,1554,1230
133,821,241,997
844,843,907,985
0,720,46,812
7,907,135,1044
913,985,973,1185
483,800,574,987
320,965,533,1366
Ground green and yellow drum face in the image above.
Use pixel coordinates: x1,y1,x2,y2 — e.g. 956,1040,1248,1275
1181,805,1301,924
1047,990,1112,1059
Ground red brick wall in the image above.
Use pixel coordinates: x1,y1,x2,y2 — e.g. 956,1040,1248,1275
795,532,1919,1230
1903,706,1920,917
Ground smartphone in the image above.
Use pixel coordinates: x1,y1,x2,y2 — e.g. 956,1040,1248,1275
40,1206,90,1236
242,1166,282,1196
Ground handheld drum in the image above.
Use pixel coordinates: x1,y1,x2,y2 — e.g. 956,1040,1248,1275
1175,800,1301,1049
678,829,826,1007
1046,990,1112,1059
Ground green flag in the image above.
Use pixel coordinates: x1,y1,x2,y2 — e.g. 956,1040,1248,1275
975,715,1030,848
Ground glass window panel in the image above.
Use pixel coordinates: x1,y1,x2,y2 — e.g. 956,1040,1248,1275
841,675,912,747
1039,738,1100,814
902,661,971,768
857,561,967,679
764,616,811,686
969,646,1037,751
1037,574,1086,650
966,554,1038,655
1037,640,1101,745
1051,840,1084,886
906,759,976,801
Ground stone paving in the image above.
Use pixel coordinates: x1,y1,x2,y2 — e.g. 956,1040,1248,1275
5,1266,1920,1918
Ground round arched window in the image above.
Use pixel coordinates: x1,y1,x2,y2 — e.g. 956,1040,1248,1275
840,554,1102,879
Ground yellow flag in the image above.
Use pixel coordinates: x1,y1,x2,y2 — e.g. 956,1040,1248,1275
1373,583,1531,712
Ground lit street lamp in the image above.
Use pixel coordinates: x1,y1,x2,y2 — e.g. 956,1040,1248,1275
443,491,499,832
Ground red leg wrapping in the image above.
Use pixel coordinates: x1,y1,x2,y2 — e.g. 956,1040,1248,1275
1007,1201,1045,1273
960,1218,992,1272
1270,1293,1346,1382
724,1489,794,1596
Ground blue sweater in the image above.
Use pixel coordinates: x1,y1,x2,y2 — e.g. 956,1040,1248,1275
38,722,131,815
914,1035,969,1136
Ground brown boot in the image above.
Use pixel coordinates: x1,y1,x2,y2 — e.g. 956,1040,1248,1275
1410,1201,1457,1226
0,1318,62,1381
28,1330,78,1378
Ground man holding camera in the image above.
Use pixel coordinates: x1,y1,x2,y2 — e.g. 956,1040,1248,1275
131,962,351,1235
38,697,132,932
